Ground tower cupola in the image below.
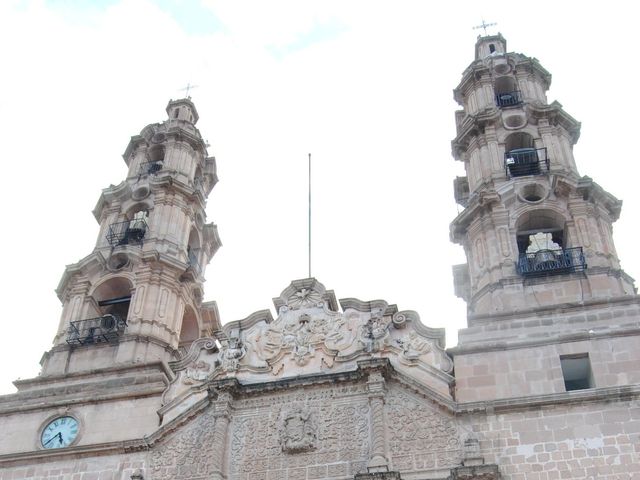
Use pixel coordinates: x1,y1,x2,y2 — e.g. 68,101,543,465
475,33,507,60
166,97,199,124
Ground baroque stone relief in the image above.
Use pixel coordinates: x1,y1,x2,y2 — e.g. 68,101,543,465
228,384,370,478
149,406,219,480
163,279,453,409
385,385,462,473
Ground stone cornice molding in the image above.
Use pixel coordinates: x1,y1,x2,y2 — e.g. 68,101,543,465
465,292,640,325
451,109,501,158
450,324,640,356
458,384,640,415
528,100,581,144
576,176,622,221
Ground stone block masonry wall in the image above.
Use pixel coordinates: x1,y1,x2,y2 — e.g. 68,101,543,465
0,454,147,480
454,336,640,402
463,398,640,479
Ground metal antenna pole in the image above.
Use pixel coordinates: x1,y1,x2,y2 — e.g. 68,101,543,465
308,153,312,279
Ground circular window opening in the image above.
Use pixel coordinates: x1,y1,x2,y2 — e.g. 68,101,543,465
519,183,547,203
494,63,510,75
504,114,526,129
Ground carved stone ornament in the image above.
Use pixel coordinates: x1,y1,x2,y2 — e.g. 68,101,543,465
162,279,454,411
183,360,211,384
219,334,246,372
280,407,317,453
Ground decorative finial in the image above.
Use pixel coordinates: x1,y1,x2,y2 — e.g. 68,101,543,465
179,82,199,99
472,19,497,36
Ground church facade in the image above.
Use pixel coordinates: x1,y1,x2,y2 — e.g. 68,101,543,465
1,34,639,480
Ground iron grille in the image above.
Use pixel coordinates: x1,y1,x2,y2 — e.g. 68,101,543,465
139,161,163,175
495,90,522,107
67,314,127,346
517,247,586,277
106,218,148,246
505,147,549,178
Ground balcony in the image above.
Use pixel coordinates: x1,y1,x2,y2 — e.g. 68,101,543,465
495,90,522,107
106,218,148,247
66,314,127,346
505,147,549,178
139,160,163,175
517,247,586,277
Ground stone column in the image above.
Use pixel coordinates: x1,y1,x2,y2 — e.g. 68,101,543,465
209,380,236,480
367,370,388,472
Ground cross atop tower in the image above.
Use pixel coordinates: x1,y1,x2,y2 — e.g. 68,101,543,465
472,19,497,36
179,82,199,98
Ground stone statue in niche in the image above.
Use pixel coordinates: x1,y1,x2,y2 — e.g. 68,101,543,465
280,407,317,453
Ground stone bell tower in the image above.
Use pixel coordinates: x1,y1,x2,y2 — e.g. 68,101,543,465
40,97,222,377
449,34,640,402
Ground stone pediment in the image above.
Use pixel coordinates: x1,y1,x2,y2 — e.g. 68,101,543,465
162,279,454,418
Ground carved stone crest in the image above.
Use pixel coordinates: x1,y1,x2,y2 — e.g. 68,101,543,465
183,360,211,384
220,333,246,372
280,407,316,453
359,308,391,353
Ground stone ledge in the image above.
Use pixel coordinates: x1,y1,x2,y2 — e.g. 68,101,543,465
451,464,501,479
458,383,640,413
354,472,401,480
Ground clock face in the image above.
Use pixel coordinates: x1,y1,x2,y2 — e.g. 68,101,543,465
40,416,79,449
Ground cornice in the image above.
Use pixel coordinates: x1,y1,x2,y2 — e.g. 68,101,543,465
458,384,640,414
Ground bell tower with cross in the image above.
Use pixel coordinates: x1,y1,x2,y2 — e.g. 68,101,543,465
38,97,222,377
448,33,640,402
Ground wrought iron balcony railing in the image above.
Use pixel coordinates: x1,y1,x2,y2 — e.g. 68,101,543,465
139,160,163,175
505,147,549,178
517,247,586,277
495,90,522,107
66,314,127,346
106,218,148,246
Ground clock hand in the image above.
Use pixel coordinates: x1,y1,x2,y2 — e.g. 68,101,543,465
43,431,62,446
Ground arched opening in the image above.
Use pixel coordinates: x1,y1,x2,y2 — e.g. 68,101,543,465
179,306,200,347
504,132,545,178
106,205,149,247
186,228,201,274
515,210,586,276
489,44,496,54
494,76,521,107
193,166,204,190
93,277,133,321
67,277,132,346
516,210,565,255
144,146,165,175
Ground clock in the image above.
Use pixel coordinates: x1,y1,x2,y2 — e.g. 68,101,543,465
40,416,79,449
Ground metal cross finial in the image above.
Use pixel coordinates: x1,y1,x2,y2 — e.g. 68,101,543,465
179,83,199,98
473,19,497,36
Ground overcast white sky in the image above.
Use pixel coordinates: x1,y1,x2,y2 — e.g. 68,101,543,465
0,0,639,394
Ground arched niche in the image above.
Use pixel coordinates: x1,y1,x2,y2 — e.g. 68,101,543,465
91,277,134,322
505,132,535,152
179,305,200,347
187,228,201,270
515,209,567,255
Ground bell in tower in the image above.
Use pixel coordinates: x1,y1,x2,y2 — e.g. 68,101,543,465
40,98,222,377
